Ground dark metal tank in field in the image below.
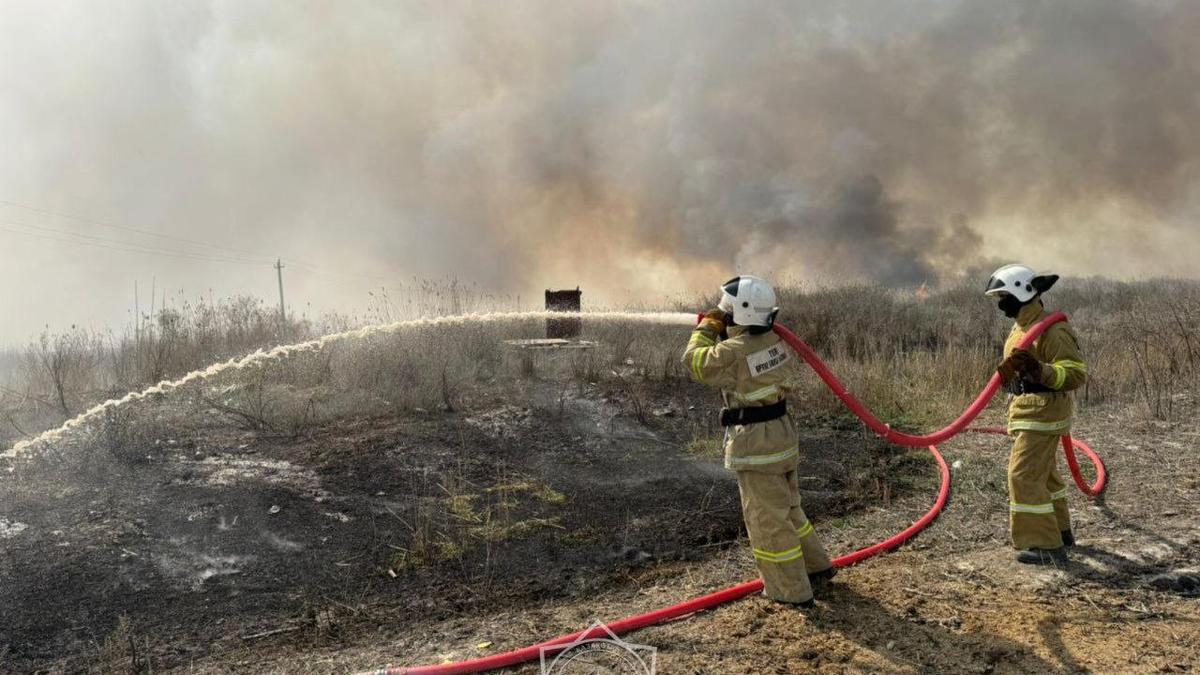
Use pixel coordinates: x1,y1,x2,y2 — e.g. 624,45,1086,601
545,287,582,339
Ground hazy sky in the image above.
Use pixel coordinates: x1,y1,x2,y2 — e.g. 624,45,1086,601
2,0,1198,344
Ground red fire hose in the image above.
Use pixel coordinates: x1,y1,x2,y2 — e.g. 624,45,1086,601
365,313,1106,675
967,427,1107,497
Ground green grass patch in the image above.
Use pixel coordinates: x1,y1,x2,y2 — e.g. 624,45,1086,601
686,437,723,460
484,480,568,505
469,516,563,542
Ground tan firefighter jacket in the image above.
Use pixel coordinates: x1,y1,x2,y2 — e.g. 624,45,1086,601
683,321,799,473
1003,301,1088,435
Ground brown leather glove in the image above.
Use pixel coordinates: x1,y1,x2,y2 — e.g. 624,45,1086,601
997,355,1019,386
997,349,1040,386
1009,350,1041,377
698,308,728,335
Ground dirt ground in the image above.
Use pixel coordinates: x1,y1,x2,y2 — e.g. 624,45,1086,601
1,377,1197,674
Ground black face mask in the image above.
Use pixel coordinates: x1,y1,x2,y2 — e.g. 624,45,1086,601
997,295,1025,318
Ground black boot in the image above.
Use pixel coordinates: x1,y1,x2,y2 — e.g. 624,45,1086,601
1061,530,1075,547
809,567,838,583
1016,548,1067,565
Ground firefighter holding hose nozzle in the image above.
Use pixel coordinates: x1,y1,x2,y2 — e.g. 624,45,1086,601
683,275,836,606
986,264,1088,565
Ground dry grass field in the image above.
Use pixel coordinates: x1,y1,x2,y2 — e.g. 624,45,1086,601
1,279,1198,673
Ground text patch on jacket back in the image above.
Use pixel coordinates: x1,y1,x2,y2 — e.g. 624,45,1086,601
746,343,790,376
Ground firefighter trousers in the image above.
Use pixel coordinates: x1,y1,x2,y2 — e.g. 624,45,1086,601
1008,430,1072,550
736,468,834,603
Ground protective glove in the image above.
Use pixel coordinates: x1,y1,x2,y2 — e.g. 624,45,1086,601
697,308,728,336
1008,350,1042,378
997,349,1041,386
996,355,1019,386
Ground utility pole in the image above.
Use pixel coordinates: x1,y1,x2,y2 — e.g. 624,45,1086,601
275,258,287,337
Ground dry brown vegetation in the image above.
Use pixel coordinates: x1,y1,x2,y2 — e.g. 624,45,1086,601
777,278,1200,426
0,280,522,448
3,277,1197,458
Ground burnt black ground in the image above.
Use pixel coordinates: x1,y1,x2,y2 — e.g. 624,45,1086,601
0,380,905,673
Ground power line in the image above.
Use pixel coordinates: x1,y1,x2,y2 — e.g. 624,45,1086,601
285,259,397,285
0,219,407,293
0,219,404,286
0,198,278,263
0,221,269,266
0,196,412,284
0,197,401,279
0,218,268,264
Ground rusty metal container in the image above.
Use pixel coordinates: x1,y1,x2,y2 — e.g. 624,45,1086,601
545,287,582,339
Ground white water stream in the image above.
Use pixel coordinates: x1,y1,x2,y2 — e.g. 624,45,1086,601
2,310,695,459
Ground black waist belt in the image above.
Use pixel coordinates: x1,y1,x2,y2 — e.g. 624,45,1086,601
720,399,787,427
1008,378,1054,395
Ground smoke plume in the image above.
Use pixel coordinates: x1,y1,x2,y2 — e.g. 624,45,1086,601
1,0,1198,338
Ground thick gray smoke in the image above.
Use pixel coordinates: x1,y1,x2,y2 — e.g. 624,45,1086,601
1,0,1198,339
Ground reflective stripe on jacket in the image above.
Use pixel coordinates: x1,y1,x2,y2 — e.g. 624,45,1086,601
682,322,799,473
1004,301,1088,435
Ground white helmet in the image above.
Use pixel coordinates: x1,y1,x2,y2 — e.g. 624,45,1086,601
984,264,1058,302
718,275,778,327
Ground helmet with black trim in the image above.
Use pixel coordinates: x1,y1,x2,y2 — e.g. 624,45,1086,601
984,264,1058,302
718,275,778,327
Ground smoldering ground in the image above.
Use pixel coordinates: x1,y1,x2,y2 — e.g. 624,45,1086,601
1,0,1198,339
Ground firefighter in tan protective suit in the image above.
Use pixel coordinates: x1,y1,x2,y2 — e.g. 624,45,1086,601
985,264,1087,565
683,275,836,605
